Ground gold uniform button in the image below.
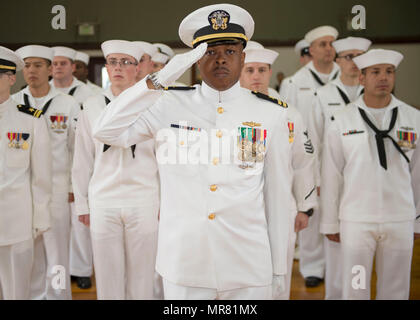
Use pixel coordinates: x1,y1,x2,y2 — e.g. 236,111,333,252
217,107,224,114
179,141,185,145
210,184,218,192
208,213,215,220
212,157,219,165
216,130,223,138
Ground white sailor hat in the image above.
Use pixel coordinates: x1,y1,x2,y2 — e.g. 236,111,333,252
294,39,310,56
353,49,404,70
52,46,77,60
75,51,90,65
16,45,54,62
304,25,338,44
244,41,279,65
152,43,174,64
132,41,158,58
179,3,254,48
101,40,144,62
0,46,24,73
333,37,371,53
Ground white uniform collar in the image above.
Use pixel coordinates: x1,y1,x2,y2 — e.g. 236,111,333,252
306,60,340,83
23,84,62,104
331,77,364,97
50,76,82,91
354,94,401,113
103,86,116,101
201,80,241,103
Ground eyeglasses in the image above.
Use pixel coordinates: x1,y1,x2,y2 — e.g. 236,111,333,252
337,53,363,61
106,59,138,68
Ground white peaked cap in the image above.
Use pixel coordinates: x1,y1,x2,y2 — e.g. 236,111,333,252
75,51,90,65
132,41,158,57
244,41,279,65
101,40,144,61
16,45,54,61
332,37,371,53
304,25,338,44
179,3,254,48
294,39,310,55
0,46,24,72
353,49,404,70
52,46,77,60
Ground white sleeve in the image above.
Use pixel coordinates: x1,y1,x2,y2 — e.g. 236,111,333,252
93,78,163,148
264,111,292,276
280,79,297,106
320,119,345,234
410,114,420,233
72,110,95,216
291,109,317,212
31,116,52,233
308,93,325,186
67,99,78,193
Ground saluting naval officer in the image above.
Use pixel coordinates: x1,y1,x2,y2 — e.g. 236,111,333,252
93,3,294,300
240,41,317,299
308,36,371,299
73,51,103,93
72,40,160,299
0,46,52,300
133,41,158,82
321,49,420,299
280,25,340,288
13,45,79,300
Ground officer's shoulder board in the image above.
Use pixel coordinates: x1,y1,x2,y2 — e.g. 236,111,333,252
164,86,196,91
251,91,288,108
16,104,43,118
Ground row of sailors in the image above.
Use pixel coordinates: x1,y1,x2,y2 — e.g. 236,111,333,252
0,3,418,300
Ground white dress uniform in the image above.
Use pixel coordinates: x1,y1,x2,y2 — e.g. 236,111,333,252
93,77,293,298
50,75,95,279
86,80,103,93
269,89,317,299
72,85,160,299
279,59,340,280
309,78,364,299
321,94,420,299
0,97,52,299
13,86,78,300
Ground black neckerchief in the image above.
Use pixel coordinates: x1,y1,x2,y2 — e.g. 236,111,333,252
24,93,53,115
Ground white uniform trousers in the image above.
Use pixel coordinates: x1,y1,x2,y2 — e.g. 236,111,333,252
276,212,297,300
341,220,414,300
324,237,342,299
0,239,33,299
30,200,72,300
69,203,93,277
298,206,325,278
90,206,159,300
163,278,272,300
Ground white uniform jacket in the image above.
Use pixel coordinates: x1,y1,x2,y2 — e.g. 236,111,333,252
50,77,94,106
72,87,159,215
0,97,52,245
269,88,317,213
86,80,103,94
13,86,78,202
92,79,293,291
320,95,420,234
309,78,364,184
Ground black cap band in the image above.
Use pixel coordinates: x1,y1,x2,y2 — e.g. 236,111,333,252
0,58,17,74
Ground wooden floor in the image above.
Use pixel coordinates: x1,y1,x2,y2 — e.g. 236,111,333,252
72,240,420,300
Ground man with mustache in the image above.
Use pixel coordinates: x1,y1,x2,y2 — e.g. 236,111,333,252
280,25,341,288
321,49,420,299
93,4,297,300
13,45,79,300
309,36,371,299
0,46,51,300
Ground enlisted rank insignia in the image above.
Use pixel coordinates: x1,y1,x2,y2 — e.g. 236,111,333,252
342,130,365,136
7,132,30,149
208,10,229,30
396,130,417,149
303,131,314,154
16,104,42,118
288,122,294,143
237,126,267,168
251,91,288,108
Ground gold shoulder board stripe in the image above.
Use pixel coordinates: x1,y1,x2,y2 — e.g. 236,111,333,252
251,91,288,108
